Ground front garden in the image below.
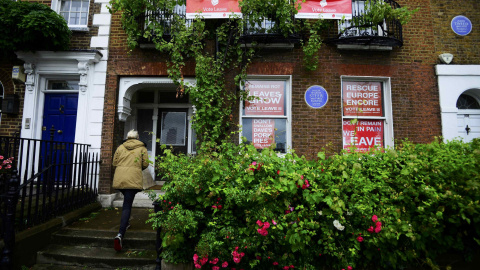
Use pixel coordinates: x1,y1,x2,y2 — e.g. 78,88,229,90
148,138,480,270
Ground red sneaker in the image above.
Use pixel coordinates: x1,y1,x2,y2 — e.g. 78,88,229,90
114,234,122,252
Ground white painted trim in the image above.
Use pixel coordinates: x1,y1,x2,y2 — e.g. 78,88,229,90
340,76,395,150
436,64,480,142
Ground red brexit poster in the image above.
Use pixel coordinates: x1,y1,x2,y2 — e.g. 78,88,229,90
343,119,384,153
343,81,383,117
244,81,285,116
186,0,242,19
295,0,353,19
252,119,275,149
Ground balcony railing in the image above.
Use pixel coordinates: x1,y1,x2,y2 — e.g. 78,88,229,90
0,136,100,267
325,0,403,48
240,14,301,45
136,4,193,43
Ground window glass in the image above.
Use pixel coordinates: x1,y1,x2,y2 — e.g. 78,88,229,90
160,112,187,146
137,109,154,151
135,90,155,103
457,94,480,110
241,79,289,153
47,80,80,91
60,0,89,27
342,79,391,153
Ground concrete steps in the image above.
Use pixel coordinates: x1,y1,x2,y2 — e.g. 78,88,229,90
31,208,159,269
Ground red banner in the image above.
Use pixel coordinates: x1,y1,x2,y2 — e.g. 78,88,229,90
186,0,242,19
343,119,384,153
245,81,285,116
343,81,383,117
252,119,275,149
295,0,352,19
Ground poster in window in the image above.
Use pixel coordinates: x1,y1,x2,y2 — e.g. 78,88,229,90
186,0,242,19
343,81,383,117
244,81,285,116
252,119,275,149
343,119,384,153
295,0,353,19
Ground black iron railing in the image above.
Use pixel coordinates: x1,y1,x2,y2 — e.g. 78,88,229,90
0,136,100,268
240,14,301,44
136,4,193,43
326,0,403,47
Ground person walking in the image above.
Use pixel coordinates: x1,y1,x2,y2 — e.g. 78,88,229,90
112,129,149,252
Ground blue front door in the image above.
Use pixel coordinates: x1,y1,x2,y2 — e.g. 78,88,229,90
42,94,78,142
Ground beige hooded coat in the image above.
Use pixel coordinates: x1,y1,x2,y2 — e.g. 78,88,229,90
112,139,149,190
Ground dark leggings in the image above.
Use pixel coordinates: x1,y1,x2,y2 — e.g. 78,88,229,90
119,189,140,237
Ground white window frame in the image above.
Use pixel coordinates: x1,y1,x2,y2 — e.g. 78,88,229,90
341,76,394,151
239,75,292,153
51,0,90,29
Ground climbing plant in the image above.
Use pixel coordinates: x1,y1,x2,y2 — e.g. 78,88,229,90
109,0,417,151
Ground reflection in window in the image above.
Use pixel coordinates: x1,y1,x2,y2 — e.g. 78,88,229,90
60,0,90,26
160,112,186,146
457,94,480,110
47,80,80,91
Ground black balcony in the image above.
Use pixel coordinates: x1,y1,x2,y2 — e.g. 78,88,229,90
136,5,193,44
325,0,403,48
240,14,301,46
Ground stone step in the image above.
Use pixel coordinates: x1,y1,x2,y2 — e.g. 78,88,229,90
31,263,155,270
36,244,157,268
52,229,156,249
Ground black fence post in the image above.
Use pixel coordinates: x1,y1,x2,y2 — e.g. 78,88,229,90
1,169,20,269
153,201,162,270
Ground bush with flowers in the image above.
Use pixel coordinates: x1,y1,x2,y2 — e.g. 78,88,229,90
0,155,14,173
148,138,480,270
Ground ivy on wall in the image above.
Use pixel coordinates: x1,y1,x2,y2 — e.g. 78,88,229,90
109,0,416,151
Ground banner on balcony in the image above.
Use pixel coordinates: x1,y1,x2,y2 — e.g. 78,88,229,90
186,0,242,19
244,80,285,116
295,0,352,20
343,119,384,153
252,119,275,149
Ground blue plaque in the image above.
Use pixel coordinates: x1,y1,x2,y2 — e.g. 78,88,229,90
451,16,472,36
305,85,328,109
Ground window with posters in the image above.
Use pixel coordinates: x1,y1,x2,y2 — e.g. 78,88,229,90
342,77,394,153
241,77,291,153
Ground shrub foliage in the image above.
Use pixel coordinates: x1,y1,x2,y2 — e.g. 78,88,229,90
149,138,480,270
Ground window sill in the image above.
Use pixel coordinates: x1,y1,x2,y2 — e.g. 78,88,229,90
69,27,90,32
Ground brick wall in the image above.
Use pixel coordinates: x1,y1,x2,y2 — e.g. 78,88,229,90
430,0,480,64
0,55,25,137
99,0,443,188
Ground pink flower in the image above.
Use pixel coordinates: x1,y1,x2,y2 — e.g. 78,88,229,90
252,161,257,166
273,262,279,266
263,222,270,229
194,264,201,269
257,228,268,236
375,226,382,233
357,236,364,242
240,252,245,257
256,220,264,227
367,226,374,233
233,257,241,264
212,267,219,270
376,221,382,228
217,205,223,210
302,184,307,190
212,205,217,209
272,219,277,225
372,215,378,222
193,254,199,262
290,265,294,269
300,175,304,180
222,261,228,268
277,170,281,175
210,258,219,265
283,266,290,270
200,257,208,265
348,266,353,270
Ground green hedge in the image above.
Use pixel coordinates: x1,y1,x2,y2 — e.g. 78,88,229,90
148,138,480,270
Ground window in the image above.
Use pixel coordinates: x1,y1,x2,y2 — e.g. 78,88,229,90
240,77,291,153
342,77,393,152
144,4,191,37
46,79,80,91
457,94,480,110
58,0,90,27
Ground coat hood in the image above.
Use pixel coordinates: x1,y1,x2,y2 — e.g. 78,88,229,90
122,139,146,150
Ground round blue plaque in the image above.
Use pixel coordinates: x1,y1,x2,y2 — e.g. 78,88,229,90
451,16,472,36
305,85,328,109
